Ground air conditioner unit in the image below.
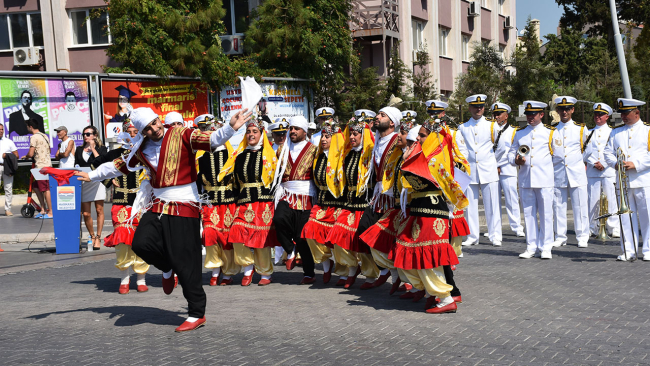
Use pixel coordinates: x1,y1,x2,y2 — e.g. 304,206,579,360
468,2,480,17
504,16,514,29
13,47,39,66
220,35,244,55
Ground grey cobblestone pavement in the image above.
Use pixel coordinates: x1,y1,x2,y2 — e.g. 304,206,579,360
0,227,648,365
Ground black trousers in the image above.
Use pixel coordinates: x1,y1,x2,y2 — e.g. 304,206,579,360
132,211,206,318
443,265,461,297
273,200,315,277
356,206,385,270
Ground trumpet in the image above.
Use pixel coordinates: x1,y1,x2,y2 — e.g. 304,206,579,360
517,145,531,158
595,190,609,240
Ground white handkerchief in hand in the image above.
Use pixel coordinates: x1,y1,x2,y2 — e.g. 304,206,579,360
239,76,263,114
454,168,471,192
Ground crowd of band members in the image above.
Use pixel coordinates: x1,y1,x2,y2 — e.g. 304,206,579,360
98,94,650,315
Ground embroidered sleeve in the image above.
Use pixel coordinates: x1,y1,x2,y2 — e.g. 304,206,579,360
190,129,213,152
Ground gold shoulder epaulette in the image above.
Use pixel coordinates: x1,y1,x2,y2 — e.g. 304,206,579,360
573,121,585,127
544,124,556,130
516,125,527,131
643,121,650,127
449,125,458,131
612,124,625,129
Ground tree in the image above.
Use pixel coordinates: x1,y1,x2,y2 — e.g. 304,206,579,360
449,41,505,120
406,49,439,117
246,0,354,106
384,44,410,101
103,0,264,89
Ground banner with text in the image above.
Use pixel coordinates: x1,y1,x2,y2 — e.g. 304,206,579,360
101,79,210,138
219,83,310,145
0,78,91,158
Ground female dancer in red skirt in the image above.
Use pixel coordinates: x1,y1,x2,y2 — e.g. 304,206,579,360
359,118,419,295
219,117,279,286
396,122,469,313
326,111,380,289
197,117,241,286
301,122,350,284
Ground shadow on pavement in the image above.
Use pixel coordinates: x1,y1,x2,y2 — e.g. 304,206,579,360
25,306,186,326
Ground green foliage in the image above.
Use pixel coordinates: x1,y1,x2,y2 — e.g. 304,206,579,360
336,55,387,118
406,49,439,117
385,44,410,100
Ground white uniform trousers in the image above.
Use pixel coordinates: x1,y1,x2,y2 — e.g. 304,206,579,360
521,188,554,253
586,177,619,235
499,175,523,232
553,186,590,243
465,182,502,243
619,187,650,259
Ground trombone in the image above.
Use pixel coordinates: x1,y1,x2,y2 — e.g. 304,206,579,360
596,148,638,261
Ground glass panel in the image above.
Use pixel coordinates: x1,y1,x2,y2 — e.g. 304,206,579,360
233,0,249,34
30,13,43,47
222,0,233,35
0,16,10,50
412,20,417,50
10,13,29,48
71,11,88,45
90,10,109,44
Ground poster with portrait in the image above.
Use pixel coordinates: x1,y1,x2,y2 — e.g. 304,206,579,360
0,78,91,158
100,79,210,139
219,83,311,146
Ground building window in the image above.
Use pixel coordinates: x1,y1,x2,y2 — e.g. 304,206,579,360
0,13,43,51
499,44,506,59
481,0,490,9
69,9,110,46
461,35,470,61
439,27,449,57
412,20,425,51
223,0,249,35
498,0,505,14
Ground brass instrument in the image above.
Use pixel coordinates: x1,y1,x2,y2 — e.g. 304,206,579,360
596,148,638,260
595,190,609,240
517,145,530,158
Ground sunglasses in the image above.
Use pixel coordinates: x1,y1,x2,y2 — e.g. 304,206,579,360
492,111,504,117
83,132,95,137
594,112,608,117
556,107,573,112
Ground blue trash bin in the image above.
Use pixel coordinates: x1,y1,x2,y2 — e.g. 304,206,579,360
49,174,83,254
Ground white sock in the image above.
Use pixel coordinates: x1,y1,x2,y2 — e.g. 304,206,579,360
212,268,221,278
261,274,271,280
322,259,331,273
390,269,399,281
186,316,199,323
379,268,389,276
340,276,348,280
223,275,231,280
163,270,173,279
244,264,254,276
120,268,131,284
437,295,454,307
365,277,375,283
287,250,296,260
136,273,146,286
410,287,419,293
348,266,358,277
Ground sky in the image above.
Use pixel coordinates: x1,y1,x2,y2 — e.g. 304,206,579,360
516,0,564,40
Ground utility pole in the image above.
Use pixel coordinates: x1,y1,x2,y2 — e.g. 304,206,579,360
609,0,632,98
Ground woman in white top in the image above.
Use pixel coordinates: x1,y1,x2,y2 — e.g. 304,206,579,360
54,126,75,168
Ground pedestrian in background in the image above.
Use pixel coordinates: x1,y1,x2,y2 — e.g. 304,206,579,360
0,123,18,216
22,118,53,219
75,125,107,250
55,126,75,168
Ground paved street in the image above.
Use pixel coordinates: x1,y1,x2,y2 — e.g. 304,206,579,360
0,222,648,365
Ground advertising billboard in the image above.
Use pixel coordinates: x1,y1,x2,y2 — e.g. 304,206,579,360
100,79,210,138
0,77,91,158
219,83,311,145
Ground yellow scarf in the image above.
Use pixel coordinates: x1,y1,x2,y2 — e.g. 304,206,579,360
381,147,403,193
449,127,471,175
420,131,469,210
217,134,276,188
327,125,374,198
314,132,346,198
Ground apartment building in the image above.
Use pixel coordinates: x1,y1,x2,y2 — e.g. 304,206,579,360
351,0,517,97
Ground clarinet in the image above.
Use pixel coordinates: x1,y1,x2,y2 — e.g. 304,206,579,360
492,126,506,152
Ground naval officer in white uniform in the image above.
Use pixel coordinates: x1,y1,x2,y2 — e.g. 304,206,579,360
492,102,525,237
583,103,620,238
552,96,590,248
458,94,502,247
604,98,650,261
509,101,564,259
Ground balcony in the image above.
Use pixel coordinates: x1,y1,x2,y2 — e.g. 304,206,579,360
350,0,399,40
